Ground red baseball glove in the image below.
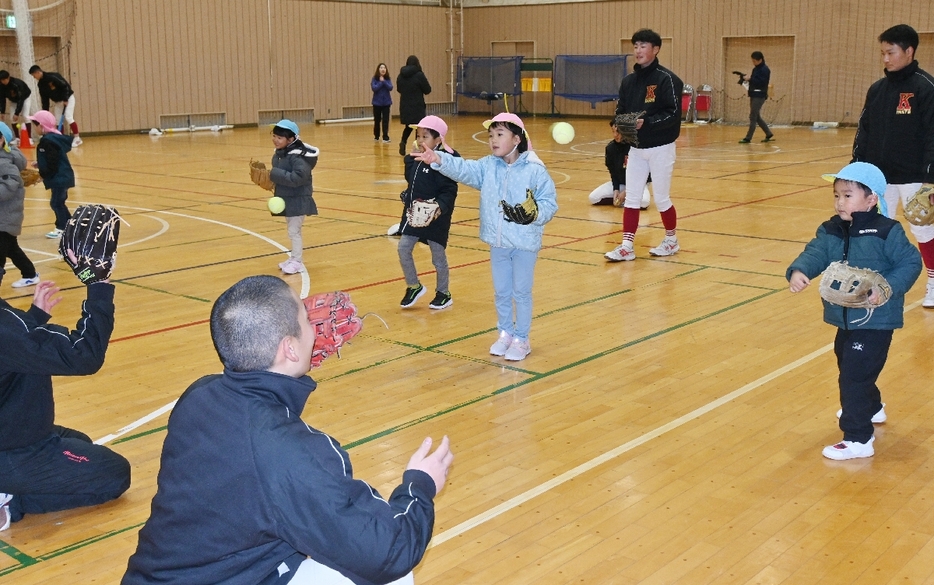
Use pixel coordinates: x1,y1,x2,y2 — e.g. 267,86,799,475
302,291,363,368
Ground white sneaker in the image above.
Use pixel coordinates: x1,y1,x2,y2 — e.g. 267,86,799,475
489,331,514,356
836,404,886,424
822,436,874,460
923,283,934,308
640,186,651,210
11,275,40,288
605,242,635,262
281,259,305,274
10,138,19,147
0,493,12,531
45,228,63,239
504,337,531,361
649,236,680,256
71,136,83,147
278,258,291,270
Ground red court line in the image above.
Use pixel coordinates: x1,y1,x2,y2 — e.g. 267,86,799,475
108,260,492,343
545,185,824,248
110,319,210,343
342,258,492,292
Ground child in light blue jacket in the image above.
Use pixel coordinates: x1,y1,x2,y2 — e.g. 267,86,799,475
413,113,557,361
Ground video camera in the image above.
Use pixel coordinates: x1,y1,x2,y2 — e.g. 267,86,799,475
732,71,747,85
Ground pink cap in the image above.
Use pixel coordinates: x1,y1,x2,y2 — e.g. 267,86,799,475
27,110,61,134
482,112,531,150
409,115,453,153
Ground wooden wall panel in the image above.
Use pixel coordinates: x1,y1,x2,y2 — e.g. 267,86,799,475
64,0,934,132
69,0,450,132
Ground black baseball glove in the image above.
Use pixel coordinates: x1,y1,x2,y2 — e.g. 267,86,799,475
59,204,123,284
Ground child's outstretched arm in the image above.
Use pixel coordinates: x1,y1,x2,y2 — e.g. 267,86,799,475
412,147,440,166
788,270,810,293
413,146,485,191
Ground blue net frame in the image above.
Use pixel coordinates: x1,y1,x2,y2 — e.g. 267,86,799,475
457,56,523,106
553,55,629,108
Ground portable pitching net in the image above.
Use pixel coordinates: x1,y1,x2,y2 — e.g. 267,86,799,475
553,55,629,108
456,56,522,108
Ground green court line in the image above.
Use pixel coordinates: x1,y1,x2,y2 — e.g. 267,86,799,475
344,287,783,449
108,270,686,447
0,543,35,570
113,425,168,445
716,281,780,291
0,522,145,576
117,281,212,303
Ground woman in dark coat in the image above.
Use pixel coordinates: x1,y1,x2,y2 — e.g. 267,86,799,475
396,55,432,155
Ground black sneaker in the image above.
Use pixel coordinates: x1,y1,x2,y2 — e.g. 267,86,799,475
428,291,453,310
400,284,425,308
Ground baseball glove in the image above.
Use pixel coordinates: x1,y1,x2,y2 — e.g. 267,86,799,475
303,291,363,368
406,198,441,228
903,183,934,226
819,261,892,326
59,204,123,285
20,168,41,187
249,159,274,191
501,189,539,225
613,111,644,146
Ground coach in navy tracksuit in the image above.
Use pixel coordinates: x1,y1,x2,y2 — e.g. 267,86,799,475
0,271,130,530
123,275,452,585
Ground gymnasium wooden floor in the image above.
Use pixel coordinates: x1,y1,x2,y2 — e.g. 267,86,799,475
3,118,934,584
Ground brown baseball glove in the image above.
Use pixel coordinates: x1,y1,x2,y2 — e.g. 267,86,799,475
613,111,644,146
20,168,41,187
249,159,274,191
406,199,441,228
819,261,891,325
903,183,934,226
302,291,363,368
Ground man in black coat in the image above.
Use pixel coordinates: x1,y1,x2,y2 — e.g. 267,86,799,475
739,51,774,143
396,55,432,155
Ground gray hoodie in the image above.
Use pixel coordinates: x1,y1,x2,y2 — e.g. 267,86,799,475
0,146,27,236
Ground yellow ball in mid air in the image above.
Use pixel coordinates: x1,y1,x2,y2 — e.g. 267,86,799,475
551,122,575,145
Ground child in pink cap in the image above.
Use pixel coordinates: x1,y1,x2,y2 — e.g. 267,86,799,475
28,110,75,239
413,113,558,361
398,115,460,309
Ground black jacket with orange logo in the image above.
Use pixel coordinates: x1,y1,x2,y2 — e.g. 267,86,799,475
615,58,684,149
852,60,934,184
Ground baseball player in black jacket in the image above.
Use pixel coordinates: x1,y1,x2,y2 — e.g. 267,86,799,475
606,29,684,263
852,24,934,308
0,70,33,142
29,65,82,147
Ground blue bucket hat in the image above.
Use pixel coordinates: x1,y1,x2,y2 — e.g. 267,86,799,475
0,122,12,146
273,119,300,137
822,162,887,198
822,162,889,215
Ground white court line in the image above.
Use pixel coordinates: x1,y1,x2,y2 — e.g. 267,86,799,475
10,213,169,271
428,299,924,548
155,210,310,299
94,400,178,445
75,204,309,444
